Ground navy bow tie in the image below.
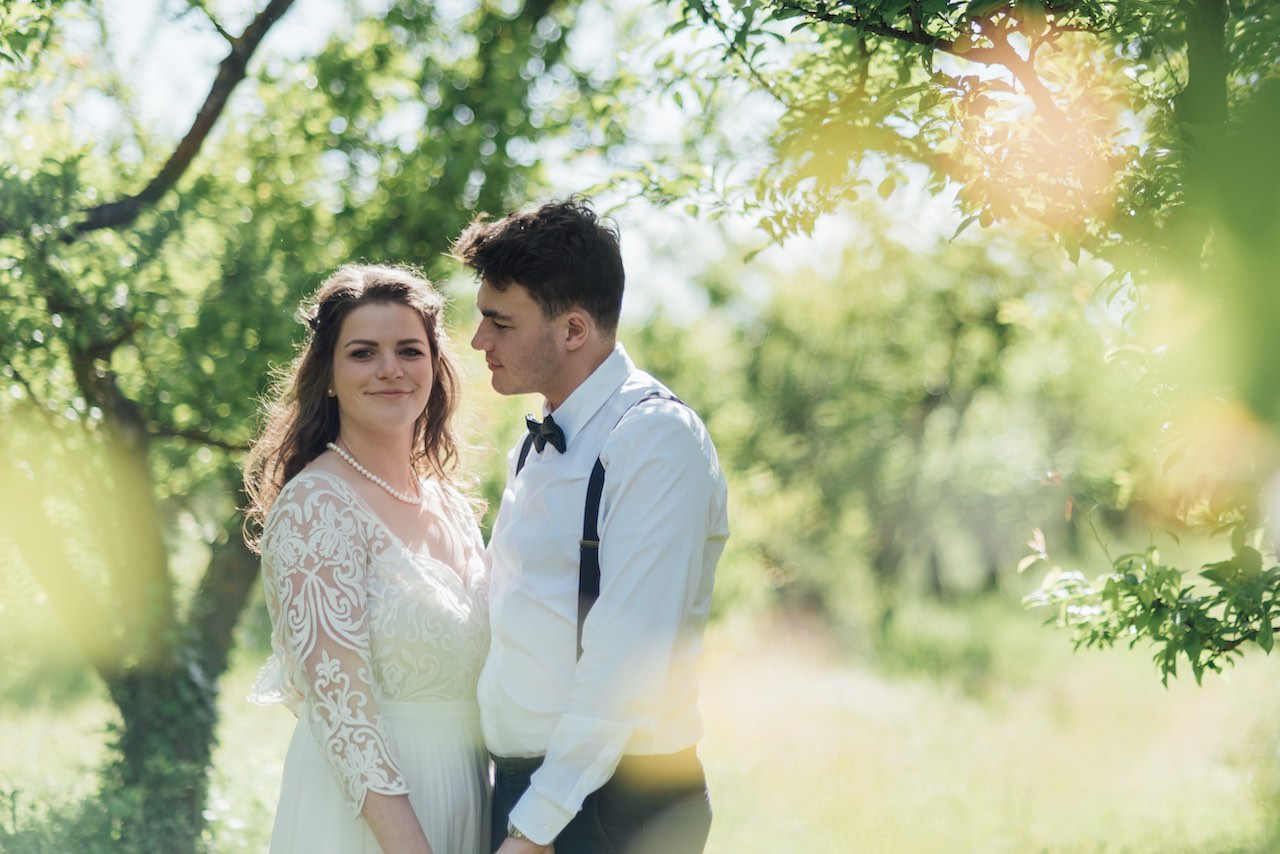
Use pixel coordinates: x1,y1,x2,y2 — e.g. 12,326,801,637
525,414,567,454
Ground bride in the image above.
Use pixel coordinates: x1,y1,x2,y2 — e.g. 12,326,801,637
243,264,490,854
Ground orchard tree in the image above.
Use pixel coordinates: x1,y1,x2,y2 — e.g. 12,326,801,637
629,204,1139,640
641,0,1280,680
0,0,588,847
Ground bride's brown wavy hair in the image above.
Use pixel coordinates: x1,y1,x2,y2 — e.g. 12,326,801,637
242,263,463,551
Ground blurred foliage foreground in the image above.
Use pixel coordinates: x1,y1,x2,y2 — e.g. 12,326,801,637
7,0,1280,850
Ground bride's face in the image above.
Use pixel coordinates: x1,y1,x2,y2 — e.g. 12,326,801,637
330,301,435,438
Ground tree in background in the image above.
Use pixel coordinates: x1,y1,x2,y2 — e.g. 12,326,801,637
0,0,589,847
625,203,1143,648
643,0,1280,681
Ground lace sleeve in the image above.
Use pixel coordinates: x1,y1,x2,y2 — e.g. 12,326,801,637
258,474,410,815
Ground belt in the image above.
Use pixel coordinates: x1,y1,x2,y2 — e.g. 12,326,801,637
490,753,544,776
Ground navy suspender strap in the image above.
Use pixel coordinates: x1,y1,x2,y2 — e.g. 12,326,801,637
515,431,537,476
576,391,681,659
513,390,683,660
577,457,608,660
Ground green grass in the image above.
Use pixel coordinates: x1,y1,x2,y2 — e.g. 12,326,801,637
701,601,1280,853
4,598,1280,852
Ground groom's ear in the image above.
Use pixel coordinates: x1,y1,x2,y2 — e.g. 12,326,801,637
561,308,593,352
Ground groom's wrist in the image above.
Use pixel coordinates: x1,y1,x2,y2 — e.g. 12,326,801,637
507,822,531,841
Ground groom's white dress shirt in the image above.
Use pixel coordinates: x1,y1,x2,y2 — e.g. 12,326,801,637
478,344,729,845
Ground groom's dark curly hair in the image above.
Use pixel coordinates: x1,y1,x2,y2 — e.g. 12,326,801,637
452,196,625,335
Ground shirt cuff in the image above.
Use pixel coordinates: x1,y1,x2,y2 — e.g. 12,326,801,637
508,786,575,846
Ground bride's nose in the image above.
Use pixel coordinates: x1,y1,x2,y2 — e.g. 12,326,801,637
376,354,404,378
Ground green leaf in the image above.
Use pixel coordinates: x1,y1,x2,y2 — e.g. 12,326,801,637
951,214,979,240
770,6,809,21
1136,583,1153,608
1062,230,1080,265
1259,619,1274,653
1238,546,1263,576
1183,630,1201,665
964,0,1010,18
1200,567,1236,589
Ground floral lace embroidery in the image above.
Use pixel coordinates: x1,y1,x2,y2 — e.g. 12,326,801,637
251,471,488,815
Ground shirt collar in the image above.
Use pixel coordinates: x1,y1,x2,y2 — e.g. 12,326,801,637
543,344,633,448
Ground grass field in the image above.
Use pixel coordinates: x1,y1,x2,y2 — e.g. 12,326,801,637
3,597,1279,852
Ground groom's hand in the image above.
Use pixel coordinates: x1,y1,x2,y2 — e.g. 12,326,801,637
495,837,551,854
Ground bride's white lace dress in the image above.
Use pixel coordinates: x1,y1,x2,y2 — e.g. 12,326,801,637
250,470,490,854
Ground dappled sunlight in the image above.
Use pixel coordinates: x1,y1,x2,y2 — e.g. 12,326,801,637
1144,395,1279,531
697,608,1280,852
7,0,1280,849
0,406,172,675
944,31,1133,231
0,697,115,829
6,606,1279,850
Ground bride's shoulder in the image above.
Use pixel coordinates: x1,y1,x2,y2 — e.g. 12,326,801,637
260,470,368,559
266,467,356,522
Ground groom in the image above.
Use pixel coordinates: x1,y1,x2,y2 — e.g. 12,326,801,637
455,198,729,854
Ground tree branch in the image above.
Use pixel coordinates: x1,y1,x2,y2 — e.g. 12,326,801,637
150,425,249,452
700,3,788,106
783,2,1072,129
185,0,237,45
86,319,143,361
72,0,298,235
189,500,260,681
977,18,1071,133
4,363,51,416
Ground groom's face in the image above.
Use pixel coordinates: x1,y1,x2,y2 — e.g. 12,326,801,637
472,279,563,399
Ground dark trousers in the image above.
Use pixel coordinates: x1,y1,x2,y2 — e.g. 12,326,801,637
490,747,712,854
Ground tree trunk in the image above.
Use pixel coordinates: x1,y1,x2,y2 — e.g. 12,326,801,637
5,425,259,850
94,503,259,852
190,499,263,681
980,533,1001,593
104,655,219,852
1166,0,1228,267
1181,0,1228,128
94,512,257,851
926,544,946,599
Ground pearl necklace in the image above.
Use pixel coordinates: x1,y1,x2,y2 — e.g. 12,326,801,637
326,442,424,505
